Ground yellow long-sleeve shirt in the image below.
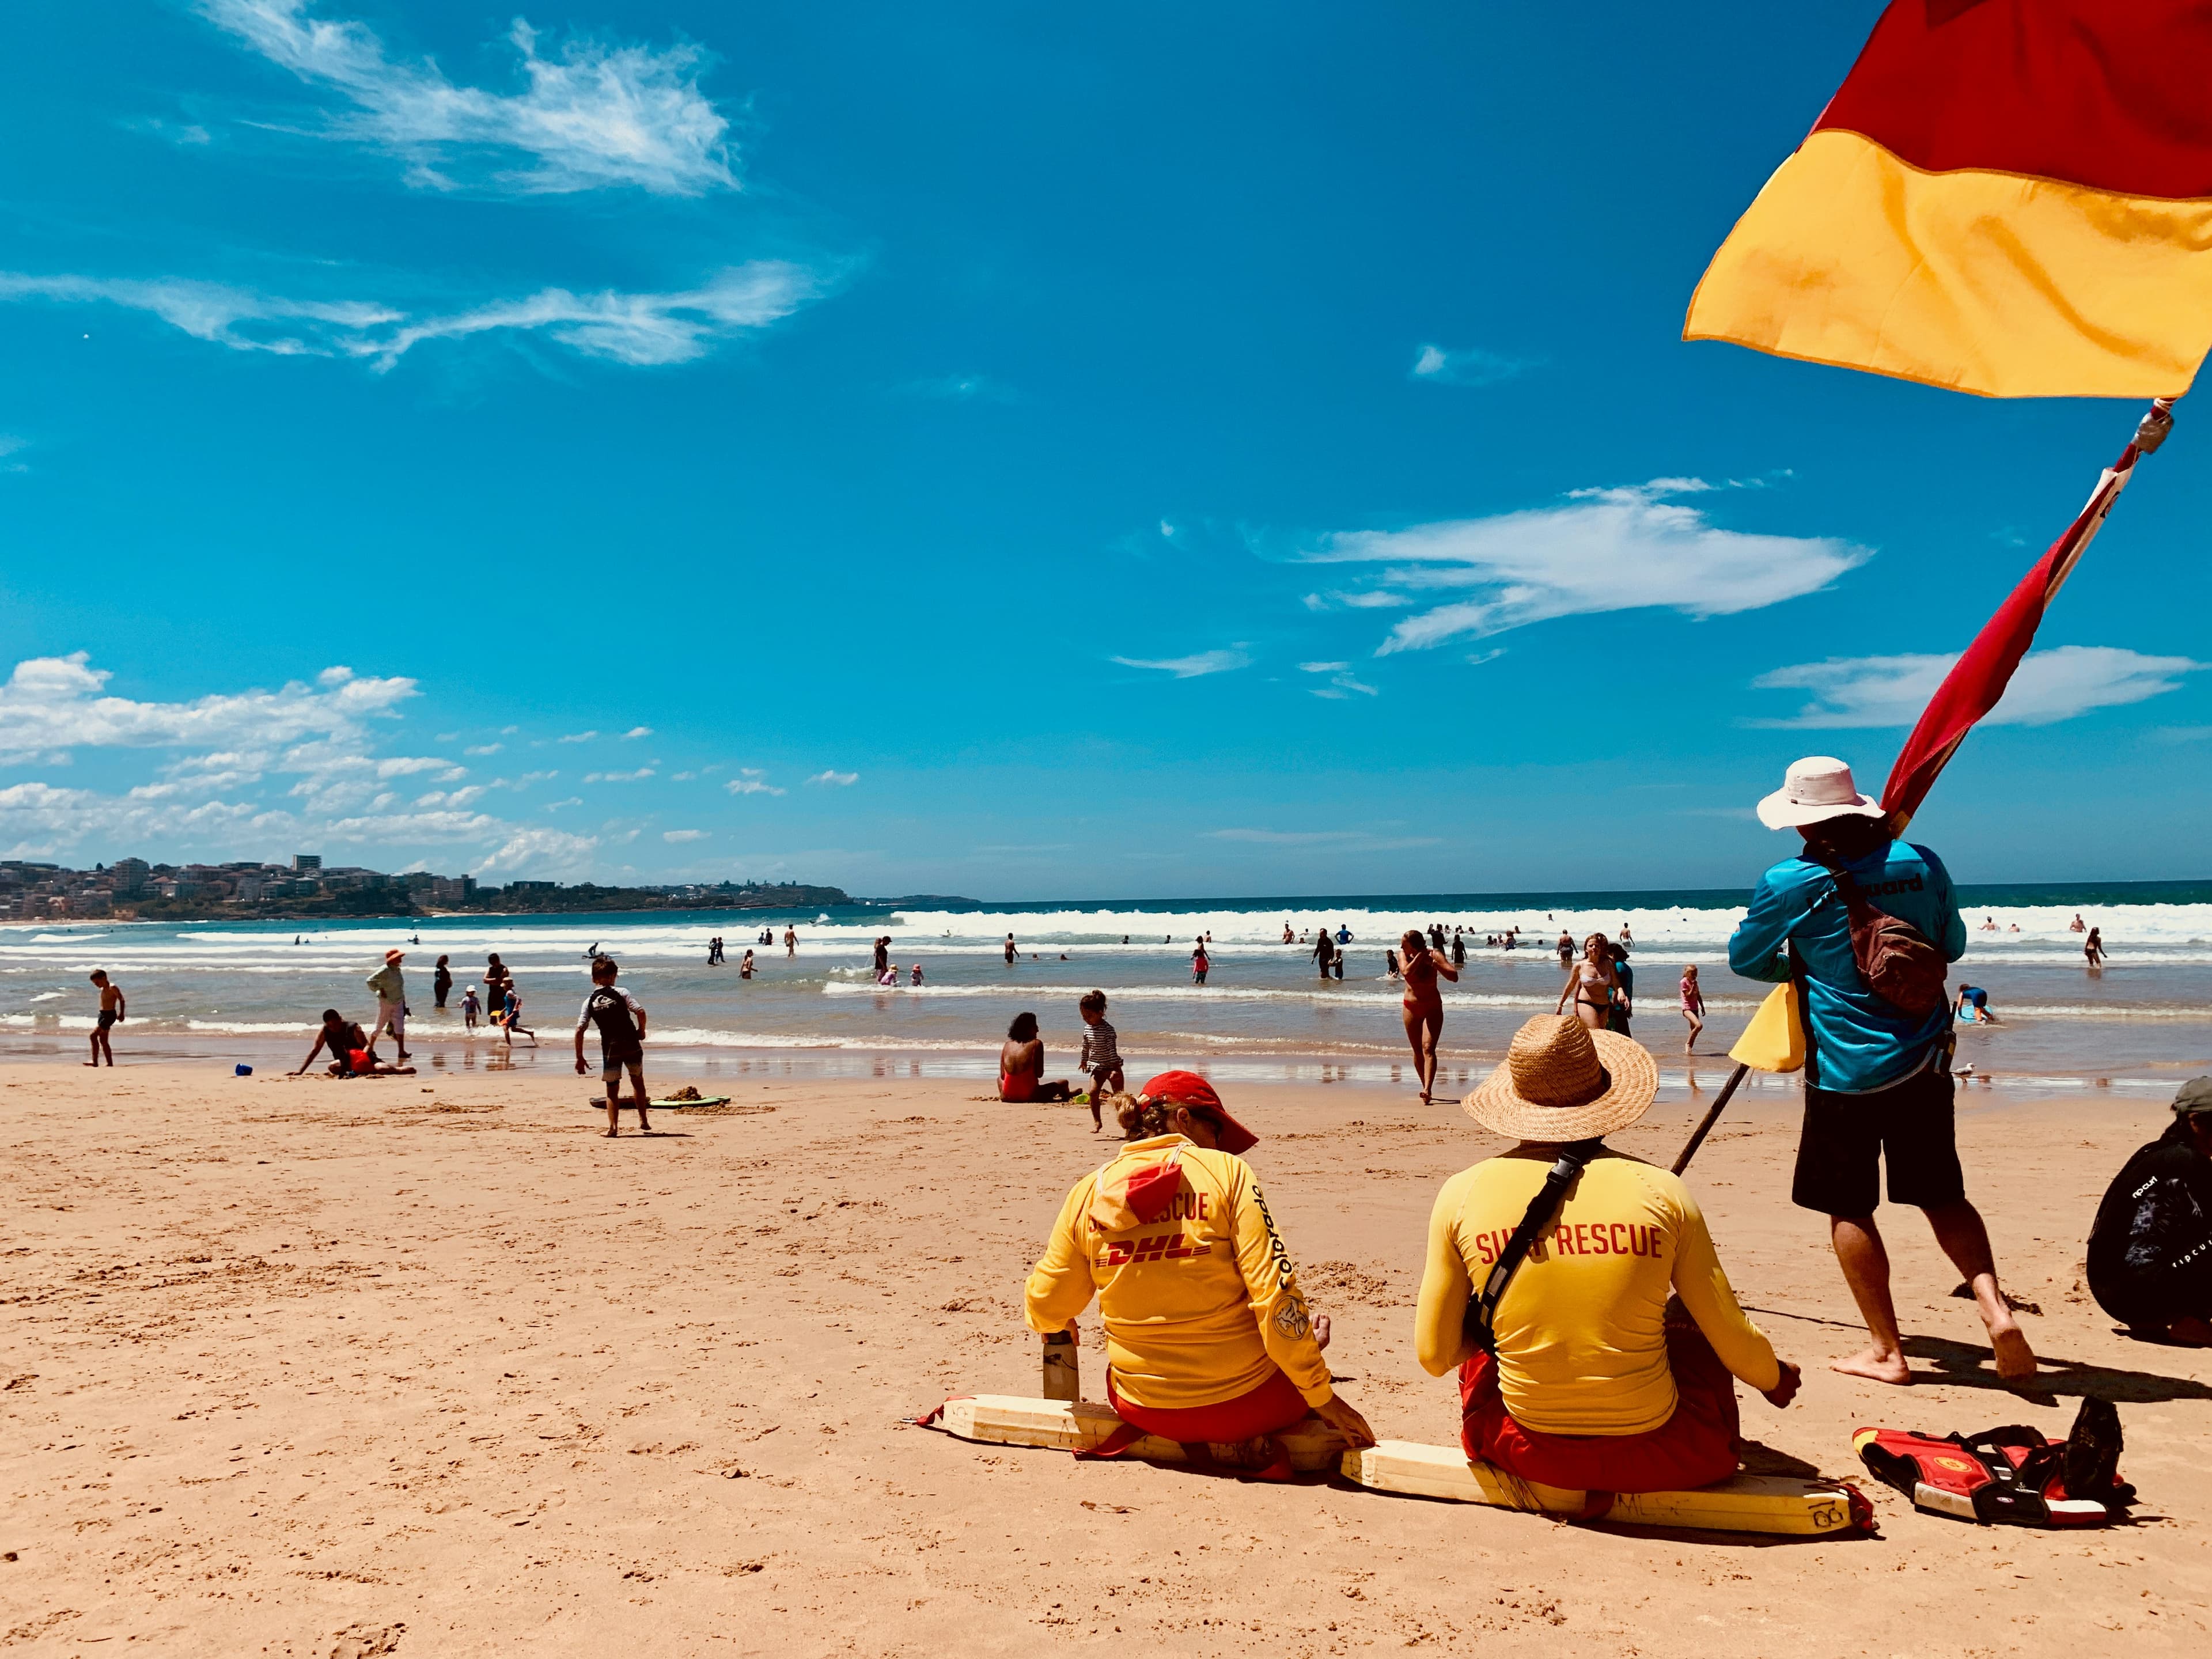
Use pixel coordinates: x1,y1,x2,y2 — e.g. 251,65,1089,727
1413,1147,1779,1436
1024,1134,1334,1411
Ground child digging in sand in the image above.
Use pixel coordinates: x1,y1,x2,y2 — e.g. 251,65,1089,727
575,956,651,1138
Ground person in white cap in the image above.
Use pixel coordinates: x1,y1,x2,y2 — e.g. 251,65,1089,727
1728,757,2034,1384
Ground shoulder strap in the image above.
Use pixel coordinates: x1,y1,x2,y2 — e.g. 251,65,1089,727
1460,1141,1602,1355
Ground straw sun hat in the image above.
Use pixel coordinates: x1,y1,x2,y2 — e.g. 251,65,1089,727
1463,1014,1658,1142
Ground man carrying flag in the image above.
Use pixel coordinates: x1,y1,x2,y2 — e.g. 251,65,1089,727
1728,757,2036,1385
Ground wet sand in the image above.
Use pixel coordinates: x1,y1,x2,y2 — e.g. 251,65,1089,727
3,1062,2209,1655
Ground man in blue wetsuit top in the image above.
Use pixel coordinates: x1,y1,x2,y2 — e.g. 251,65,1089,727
1728,756,2036,1386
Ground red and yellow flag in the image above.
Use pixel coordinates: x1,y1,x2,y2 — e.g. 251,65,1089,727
1685,2,2212,398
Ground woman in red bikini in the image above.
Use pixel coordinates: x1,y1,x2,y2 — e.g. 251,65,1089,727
999,1011,1074,1103
1399,927,1460,1105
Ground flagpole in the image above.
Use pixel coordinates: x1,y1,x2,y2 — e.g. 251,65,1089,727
1671,1062,1749,1176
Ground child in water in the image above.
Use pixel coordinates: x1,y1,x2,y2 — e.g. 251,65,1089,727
1680,964,1705,1052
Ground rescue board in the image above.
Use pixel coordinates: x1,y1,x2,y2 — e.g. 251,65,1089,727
1342,1439,1871,1535
929,1394,1345,1471
926,1397,1870,1533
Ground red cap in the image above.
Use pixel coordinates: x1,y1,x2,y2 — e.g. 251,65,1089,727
1138,1070,1256,1156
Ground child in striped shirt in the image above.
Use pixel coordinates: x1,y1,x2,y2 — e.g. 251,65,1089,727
1078,990,1123,1133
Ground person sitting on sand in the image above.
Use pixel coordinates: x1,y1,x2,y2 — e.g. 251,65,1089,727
2088,1077,2212,1347
1026,1071,1376,1476
293,1009,414,1077
575,956,650,1138
1415,1016,1801,1492
1728,755,2034,1384
1000,1012,1074,1104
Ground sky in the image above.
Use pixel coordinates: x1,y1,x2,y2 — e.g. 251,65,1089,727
2,1,2209,900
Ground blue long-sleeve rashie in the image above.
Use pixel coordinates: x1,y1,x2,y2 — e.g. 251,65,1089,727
1726,840,1967,1093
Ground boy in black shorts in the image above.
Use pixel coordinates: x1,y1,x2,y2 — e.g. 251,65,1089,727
87,970,124,1066
574,956,650,1138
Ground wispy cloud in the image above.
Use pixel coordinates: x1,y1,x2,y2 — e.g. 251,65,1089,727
582,767,654,783
1751,646,2206,729
1299,661,1377,700
1111,648,1252,679
1410,343,1527,388
464,742,502,755
558,730,599,743
896,372,1017,403
1305,479,1867,654
0,264,816,371
725,768,786,797
662,828,709,843
199,1,738,195
806,770,858,787
620,725,653,739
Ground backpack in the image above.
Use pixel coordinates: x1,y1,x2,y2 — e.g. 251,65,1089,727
1815,857,1948,1016
1854,1399,2133,1527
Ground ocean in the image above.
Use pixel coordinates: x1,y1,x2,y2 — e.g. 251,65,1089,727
5,884,2208,1099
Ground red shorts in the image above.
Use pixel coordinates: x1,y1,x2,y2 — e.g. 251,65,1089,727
1459,1302,1742,1493
347,1049,374,1073
1105,1367,1309,1442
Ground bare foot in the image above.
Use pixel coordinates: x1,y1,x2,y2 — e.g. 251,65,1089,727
637,1121,653,1135
1831,1346,1912,1385
1989,1320,2038,1380
1313,1313,1332,1352
604,1128,618,1138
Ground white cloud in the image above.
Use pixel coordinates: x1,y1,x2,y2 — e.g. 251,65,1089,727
558,730,599,743
464,741,502,755
1410,343,1526,388
0,264,816,372
726,769,786,796
1465,648,1506,667
472,827,599,877
582,767,654,783
1309,671,1378,700
1111,648,1252,679
1751,645,2207,729
1298,661,1349,674
662,828,709,843
621,725,653,739
0,652,413,760
899,373,1017,402
806,770,858,787
1306,479,1868,653
199,1,738,195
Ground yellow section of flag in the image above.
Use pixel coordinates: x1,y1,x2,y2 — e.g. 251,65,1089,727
1686,130,2212,399
1729,983,1804,1075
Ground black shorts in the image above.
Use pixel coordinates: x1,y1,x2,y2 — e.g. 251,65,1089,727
1791,1062,1965,1217
97,1009,118,1030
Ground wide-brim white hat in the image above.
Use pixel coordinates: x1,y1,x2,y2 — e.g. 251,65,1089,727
1756,755,1888,831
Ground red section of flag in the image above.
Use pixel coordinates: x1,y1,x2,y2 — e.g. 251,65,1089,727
1880,442,2142,831
1814,1,2212,198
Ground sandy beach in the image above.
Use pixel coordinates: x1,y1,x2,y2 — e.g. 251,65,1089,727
5,1060,2210,1656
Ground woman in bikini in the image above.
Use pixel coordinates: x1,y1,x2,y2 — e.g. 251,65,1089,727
999,1011,1073,1104
1398,927,1459,1105
1555,931,1618,1034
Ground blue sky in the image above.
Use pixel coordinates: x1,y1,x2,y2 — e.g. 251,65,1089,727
2,1,2207,898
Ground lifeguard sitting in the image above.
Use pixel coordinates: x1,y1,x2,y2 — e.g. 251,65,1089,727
1025,1071,1375,1475
1414,1016,1801,1492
